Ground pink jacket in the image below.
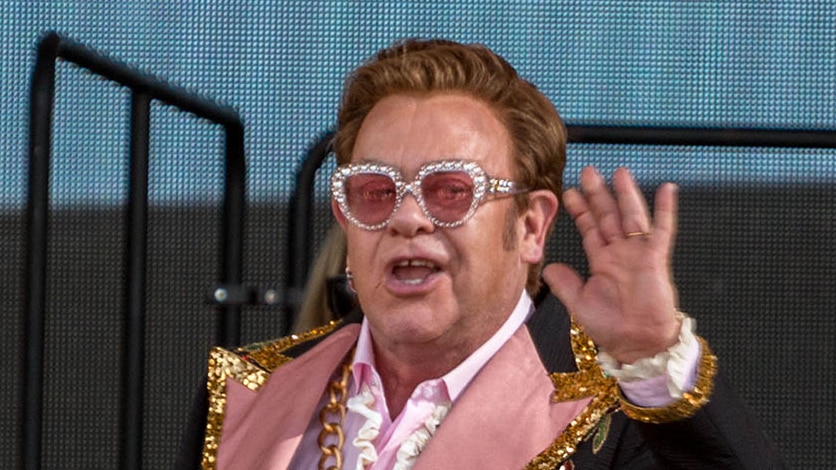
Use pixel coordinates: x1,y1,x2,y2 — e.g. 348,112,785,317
203,322,611,469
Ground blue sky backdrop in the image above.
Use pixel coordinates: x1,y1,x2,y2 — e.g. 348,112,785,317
2,0,835,209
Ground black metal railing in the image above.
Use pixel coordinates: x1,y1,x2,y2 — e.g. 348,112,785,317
566,125,836,148
285,130,335,322
283,124,836,327
23,31,246,470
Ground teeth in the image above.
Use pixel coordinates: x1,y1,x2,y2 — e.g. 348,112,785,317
393,259,440,285
395,259,438,269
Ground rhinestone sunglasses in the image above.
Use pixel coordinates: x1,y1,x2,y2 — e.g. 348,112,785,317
330,159,528,231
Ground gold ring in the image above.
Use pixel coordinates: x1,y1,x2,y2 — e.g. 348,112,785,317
625,231,651,238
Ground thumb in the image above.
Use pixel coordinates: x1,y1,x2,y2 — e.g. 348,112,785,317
542,263,583,312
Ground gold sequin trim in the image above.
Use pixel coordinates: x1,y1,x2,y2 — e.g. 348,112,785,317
202,347,269,470
568,323,601,371
242,321,341,372
618,336,717,424
201,321,343,470
550,368,614,402
525,323,619,468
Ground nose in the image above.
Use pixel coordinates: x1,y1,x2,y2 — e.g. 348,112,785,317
387,190,434,236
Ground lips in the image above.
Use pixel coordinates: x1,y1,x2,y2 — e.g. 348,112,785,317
392,259,440,285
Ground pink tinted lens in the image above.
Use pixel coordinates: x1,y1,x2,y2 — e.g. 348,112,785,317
345,173,397,225
421,171,475,223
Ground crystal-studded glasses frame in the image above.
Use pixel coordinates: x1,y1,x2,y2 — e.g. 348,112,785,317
330,159,527,231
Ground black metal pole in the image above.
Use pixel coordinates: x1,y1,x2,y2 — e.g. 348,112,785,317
120,90,150,470
22,32,60,470
217,122,246,347
285,130,333,332
567,125,836,148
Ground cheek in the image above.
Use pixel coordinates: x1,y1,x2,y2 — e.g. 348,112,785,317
463,209,525,284
345,231,374,272
476,204,520,252
344,231,390,298
454,217,515,272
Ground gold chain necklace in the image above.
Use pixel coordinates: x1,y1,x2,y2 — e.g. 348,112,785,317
317,354,353,470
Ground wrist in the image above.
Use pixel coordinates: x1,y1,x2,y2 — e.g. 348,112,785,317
597,311,699,400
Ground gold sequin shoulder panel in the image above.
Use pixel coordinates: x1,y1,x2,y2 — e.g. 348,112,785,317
525,323,620,469
201,321,342,470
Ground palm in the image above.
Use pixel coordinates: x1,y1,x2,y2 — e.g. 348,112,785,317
543,166,680,364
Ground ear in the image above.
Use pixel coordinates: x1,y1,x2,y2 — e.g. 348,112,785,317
519,190,559,264
331,199,349,231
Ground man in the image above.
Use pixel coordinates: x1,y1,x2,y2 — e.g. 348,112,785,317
182,39,784,469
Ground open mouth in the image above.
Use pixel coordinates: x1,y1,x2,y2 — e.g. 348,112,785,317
392,259,441,285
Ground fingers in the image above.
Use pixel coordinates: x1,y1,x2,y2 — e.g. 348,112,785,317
565,166,674,245
562,187,606,251
652,181,679,250
577,166,625,244
612,167,651,236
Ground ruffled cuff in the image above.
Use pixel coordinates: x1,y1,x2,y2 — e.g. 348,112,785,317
597,312,700,405
618,337,717,424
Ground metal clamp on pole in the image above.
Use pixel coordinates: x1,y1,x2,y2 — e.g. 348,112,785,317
208,285,287,307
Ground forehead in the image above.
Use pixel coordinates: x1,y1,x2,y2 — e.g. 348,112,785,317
351,93,512,176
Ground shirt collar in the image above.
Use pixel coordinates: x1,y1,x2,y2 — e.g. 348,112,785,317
351,289,534,402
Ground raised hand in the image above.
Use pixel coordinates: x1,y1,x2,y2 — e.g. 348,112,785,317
543,166,682,364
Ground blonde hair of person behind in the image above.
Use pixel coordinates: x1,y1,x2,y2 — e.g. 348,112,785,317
334,38,568,295
291,225,348,334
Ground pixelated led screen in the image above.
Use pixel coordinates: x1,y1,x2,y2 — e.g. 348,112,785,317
2,1,835,212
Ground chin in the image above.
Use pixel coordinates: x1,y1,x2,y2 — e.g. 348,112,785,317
373,304,451,343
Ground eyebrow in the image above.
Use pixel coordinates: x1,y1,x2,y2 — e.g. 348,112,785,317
350,157,389,166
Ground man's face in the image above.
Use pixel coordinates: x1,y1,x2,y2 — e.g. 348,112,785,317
333,93,537,356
